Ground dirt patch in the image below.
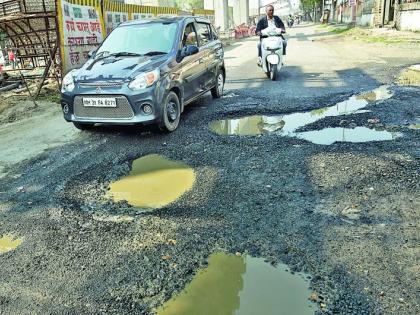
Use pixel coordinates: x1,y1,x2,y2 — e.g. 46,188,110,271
0,81,60,125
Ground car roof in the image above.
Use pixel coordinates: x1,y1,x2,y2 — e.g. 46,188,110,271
120,16,212,27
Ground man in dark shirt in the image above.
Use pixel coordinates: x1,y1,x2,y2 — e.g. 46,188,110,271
256,5,286,65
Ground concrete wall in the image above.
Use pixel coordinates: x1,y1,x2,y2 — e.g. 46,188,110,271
233,0,249,25
357,13,374,26
205,0,249,29
395,3,420,31
216,0,230,30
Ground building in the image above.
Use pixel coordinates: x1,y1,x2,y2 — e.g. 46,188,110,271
326,0,420,31
391,0,420,31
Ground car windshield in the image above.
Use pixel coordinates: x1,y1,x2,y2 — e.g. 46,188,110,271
97,22,178,56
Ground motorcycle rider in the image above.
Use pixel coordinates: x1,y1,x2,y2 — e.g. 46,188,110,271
256,5,286,66
287,14,294,28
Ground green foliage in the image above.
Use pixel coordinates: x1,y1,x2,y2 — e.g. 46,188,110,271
175,0,204,10
300,0,322,12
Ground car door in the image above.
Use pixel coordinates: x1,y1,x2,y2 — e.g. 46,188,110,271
180,21,204,101
195,21,215,91
208,24,224,88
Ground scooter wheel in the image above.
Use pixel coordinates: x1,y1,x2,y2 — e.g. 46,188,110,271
270,64,278,81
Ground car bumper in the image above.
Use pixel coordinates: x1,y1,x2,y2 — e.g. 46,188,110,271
61,82,164,125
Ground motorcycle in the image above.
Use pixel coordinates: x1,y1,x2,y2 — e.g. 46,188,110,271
259,27,285,81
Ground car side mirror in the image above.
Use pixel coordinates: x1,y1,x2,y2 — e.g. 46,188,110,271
88,48,97,58
181,45,199,58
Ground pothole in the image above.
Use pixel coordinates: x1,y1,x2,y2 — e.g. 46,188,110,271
296,127,401,145
396,65,420,86
210,85,399,144
0,234,23,254
106,154,196,209
209,115,285,136
156,252,316,315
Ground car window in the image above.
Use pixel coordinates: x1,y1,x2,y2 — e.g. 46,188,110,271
97,22,177,55
196,22,212,45
210,25,219,40
182,22,198,47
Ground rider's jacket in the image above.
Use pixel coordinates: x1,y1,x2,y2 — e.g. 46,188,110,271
256,15,286,38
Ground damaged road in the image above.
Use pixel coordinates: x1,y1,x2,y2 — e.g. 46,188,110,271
0,24,419,315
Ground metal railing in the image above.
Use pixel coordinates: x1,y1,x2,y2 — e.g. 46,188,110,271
0,0,23,17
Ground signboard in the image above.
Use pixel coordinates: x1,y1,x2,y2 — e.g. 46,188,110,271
105,11,129,34
58,0,105,73
349,0,357,6
132,13,155,20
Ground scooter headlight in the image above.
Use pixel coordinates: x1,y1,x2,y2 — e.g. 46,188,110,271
267,54,280,65
128,69,160,91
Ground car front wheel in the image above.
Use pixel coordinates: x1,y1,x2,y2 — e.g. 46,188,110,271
159,91,181,132
211,71,224,98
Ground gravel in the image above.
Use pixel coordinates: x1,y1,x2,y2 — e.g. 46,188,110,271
0,25,419,315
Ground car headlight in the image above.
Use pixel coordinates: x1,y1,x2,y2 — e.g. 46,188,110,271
61,69,77,93
128,69,160,91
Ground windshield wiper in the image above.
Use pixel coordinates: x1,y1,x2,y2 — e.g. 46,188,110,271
87,51,142,70
110,52,142,57
94,50,110,59
86,51,111,70
142,51,167,56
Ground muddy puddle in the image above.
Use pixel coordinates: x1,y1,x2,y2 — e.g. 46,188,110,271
297,127,400,145
156,252,316,315
0,234,23,254
396,65,420,86
209,115,285,136
106,154,195,209
210,85,398,145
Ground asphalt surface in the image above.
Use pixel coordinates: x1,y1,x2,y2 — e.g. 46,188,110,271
0,24,419,315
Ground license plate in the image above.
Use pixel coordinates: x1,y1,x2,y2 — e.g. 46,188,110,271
82,97,117,107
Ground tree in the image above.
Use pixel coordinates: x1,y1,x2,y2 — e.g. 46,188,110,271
175,0,204,10
300,0,322,21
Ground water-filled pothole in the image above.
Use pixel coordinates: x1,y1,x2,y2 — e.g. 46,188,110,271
210,85,398,144
156,252,316,315
296,127,400,145
106,154,196,209
396,65,420,86
0,234,23,254
209,115,285,136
